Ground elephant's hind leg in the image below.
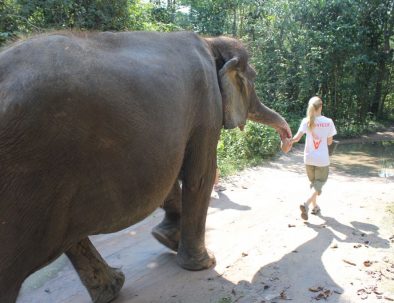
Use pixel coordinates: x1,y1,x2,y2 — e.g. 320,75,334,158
152,181,182,251
65,237,125,303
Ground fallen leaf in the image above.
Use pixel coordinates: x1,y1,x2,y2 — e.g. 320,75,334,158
280,290,287,299
357,289,369,300
384,296,394,301
373,290,383,295
364,260,373,267
288,224,296,228
354,244,362,248
309,286,324,292
343,259,356,266
241,252,248,257
315,289,332,300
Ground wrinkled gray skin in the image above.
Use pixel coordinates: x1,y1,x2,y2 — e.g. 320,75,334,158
0,31,291,303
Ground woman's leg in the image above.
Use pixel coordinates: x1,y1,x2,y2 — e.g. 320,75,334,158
311,166,329,212
305,165,319,206
301,165,319,219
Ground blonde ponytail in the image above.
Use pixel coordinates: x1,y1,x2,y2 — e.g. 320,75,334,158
306,96,323,129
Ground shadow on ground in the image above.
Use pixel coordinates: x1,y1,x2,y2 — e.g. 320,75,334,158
210,192,251,211
207,215,390,303
18,211,390,303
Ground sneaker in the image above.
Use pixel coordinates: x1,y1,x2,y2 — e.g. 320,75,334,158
300,203,309,220
311,206,321,215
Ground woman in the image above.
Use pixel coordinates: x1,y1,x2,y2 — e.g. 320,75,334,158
291,96,337,220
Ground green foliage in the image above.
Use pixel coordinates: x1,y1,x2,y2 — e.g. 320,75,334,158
248,0,394,123
335,114,388,138
10,0,132,31
0,0,179,43
0,0,20,45
217,122,280,176
182,0,229,35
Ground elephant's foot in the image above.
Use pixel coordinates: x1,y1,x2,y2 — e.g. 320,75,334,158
66,237,125,303
151,219,180,252
176,247,216,271
89,267,125,303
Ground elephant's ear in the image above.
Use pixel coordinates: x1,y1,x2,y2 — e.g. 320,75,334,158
219,57,248,129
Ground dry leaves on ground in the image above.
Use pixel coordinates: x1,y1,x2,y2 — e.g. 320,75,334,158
308,286,342,301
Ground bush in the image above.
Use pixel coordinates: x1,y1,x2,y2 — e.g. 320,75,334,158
217,121,281,176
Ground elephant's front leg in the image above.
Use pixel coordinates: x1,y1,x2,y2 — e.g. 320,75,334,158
152,181,182,251
176,134,217,271
65,237,125,303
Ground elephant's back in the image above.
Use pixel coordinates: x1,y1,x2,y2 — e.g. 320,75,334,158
0,31,199,152
0,31,218,128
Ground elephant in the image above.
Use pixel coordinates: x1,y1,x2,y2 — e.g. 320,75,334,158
0,31,292,303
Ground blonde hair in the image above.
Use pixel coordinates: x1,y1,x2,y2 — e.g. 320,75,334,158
306,96,323,129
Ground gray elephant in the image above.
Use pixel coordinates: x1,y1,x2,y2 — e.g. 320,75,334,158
0,31,291,303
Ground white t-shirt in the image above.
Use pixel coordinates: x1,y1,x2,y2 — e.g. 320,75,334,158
298,116,337,166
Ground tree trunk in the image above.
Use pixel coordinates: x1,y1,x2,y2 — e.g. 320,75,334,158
373,60,385,118
232,7,237,37
167,0,176,22
377,4,393,118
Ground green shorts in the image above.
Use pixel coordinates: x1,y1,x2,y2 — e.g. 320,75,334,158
306,165,329,195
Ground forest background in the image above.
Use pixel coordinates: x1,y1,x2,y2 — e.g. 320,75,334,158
1,0,393,174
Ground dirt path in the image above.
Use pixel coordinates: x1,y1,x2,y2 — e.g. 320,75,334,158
18,132,394,303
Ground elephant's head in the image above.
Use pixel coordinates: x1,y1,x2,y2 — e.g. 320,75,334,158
205,37,292,142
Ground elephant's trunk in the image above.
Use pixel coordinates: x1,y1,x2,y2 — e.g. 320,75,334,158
248,98,292,141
